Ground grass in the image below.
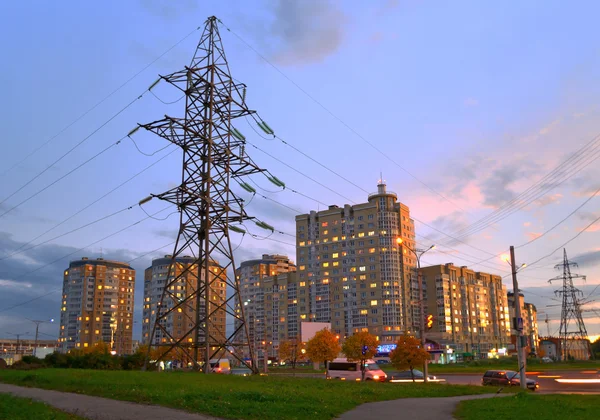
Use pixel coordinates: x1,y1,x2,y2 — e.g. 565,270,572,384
0,369,500,420
455,393,600,420
0,394,84,420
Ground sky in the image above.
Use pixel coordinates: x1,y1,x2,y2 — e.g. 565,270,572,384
0,0,599,344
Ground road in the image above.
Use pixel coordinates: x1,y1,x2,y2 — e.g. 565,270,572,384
437,369,600,393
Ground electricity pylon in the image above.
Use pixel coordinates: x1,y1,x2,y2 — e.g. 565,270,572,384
549,249,592,361
140,16,261,373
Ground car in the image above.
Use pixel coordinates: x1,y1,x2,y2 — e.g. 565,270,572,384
387,369,442,383
482,370,539,391
230,367,253,376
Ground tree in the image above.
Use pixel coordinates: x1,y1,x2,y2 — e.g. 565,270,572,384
278,339,306,369
389,333,430,382
592,337,600,359
341,331,379,381
305,328,340,373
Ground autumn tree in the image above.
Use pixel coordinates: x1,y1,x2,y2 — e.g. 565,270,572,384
341,331,379,381
389,333,430,382
278,339,306,369
305,328,341,373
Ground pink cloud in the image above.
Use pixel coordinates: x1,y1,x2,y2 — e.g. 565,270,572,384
526,232,542,240
523,222,531,227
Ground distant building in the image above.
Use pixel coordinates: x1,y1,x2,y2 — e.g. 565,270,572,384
235,254,296,350
142,255,227,359
507,292,539,356
0,338,57,360
295,182,417,341
420,263,511,361
59,258,135,354
539,337,591,361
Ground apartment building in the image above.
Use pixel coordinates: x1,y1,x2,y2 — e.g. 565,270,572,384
420,263,511,360
59,258,135,354
235,255,296,349
142,255,227,354
507,292,539,355
295,182,416,341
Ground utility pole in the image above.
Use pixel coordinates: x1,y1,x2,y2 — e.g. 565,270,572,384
397,238,435,383
508,246,527,390
29,319,54,358
140,16,263,373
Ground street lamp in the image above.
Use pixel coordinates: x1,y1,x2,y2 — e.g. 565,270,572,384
28,318,54,357
501,247,527,390
396,238,435,383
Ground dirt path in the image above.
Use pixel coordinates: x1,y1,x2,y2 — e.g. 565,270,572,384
336,393,510,420
0,383,221,420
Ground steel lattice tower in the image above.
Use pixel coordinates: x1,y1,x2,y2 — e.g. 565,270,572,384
548,249,591,361
141,16,261,373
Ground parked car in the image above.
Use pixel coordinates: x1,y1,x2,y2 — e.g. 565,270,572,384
387,369,442,383
208,358,231,374
482,370,539,391
230,367,252,376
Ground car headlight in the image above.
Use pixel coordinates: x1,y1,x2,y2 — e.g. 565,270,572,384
373,375,380,380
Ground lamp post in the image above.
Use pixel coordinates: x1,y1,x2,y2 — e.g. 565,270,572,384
396,238,435,383
502,246,527,390
29,319,54,357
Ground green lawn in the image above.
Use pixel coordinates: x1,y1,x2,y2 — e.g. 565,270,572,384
455,393,600,420
0,394,83,420
0,369,499,420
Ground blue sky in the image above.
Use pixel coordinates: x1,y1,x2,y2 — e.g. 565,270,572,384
1,0,599,342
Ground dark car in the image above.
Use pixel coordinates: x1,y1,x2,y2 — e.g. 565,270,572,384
388,369,442,383
482,370,539,391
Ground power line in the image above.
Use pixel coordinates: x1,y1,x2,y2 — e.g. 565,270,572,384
452,133,600,240
0,240,178,315
5,205,174,286
0,138,125,220
0,25,201,179
219,19,469,216
2,147,176,259
0,89,148,208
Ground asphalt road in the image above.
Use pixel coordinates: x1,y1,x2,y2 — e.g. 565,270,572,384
437,369,600,393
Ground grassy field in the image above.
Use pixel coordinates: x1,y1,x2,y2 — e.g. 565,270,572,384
0,394,83,420
0,369,499,420
455,393,600,420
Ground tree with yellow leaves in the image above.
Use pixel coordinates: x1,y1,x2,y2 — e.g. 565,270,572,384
305,328,340,373
341,331,379,381
389,333,430,382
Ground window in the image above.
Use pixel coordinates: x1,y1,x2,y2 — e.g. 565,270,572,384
370,283,377,288
332,253,339,258
358,216,364,221
370,300,378,306
360,309,368,315
323,230,328,235
321,222,328,227
368,248,376,253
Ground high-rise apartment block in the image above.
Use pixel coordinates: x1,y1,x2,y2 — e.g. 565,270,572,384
235,255,296,349
59,258,135,354
420,263,511,360
295,182,416,342
142,255,227,356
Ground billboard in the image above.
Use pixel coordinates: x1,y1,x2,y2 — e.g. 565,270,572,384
301,322,331,342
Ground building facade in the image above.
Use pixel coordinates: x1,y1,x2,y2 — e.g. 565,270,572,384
142,255,227,358
420,263,511,360
234,254,296,349
295,182,416,341
59,258,135,354
507,292,539,356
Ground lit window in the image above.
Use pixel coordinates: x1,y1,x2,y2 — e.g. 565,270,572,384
299,241,306,247
300,281,306,287
333,236,339,242
360,309,368,315
299,265,306,271
370,300,378,306
84,343,89,348
323,230,328,235
322,279,329,284
333,261,339,267
322,262,329,268
368,248,376,253
368,231,375,236
321,222,328,227
359,266,366,272
370,283,377,288
358,232,365,237
332,253,339,258
300,314,307,319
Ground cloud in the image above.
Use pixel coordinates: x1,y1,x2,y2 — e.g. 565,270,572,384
153,228,177,240
479,160,540,208
539,119,561,135
523,222,532,227
535,193,562,207
571,249,600,268
139,0,198,20
463,97,479,107
526,232,542,241
0,279,32,288
269,0,346,65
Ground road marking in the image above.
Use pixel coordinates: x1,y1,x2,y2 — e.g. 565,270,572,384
555,379,600,384
538,375,561,378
